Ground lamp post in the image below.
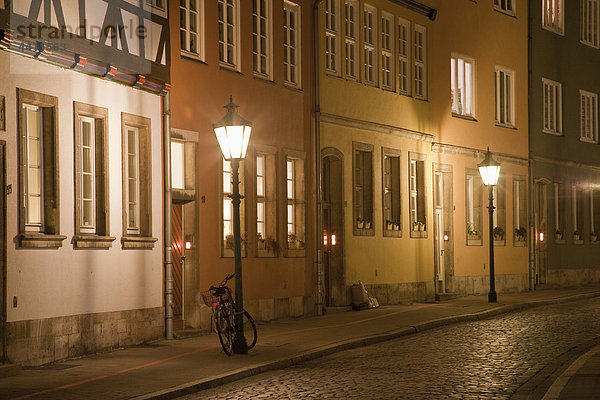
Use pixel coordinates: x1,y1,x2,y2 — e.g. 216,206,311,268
478,148,501,303
213,96,252,354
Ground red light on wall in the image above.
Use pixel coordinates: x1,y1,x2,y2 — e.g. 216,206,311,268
323,235,328,246
185,235,193,250
332,234,337,246
443,234,449,241
539,232,544,242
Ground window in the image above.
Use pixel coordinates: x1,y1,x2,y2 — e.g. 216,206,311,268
122,113,155,248
284,1,301,87
495,67,515,127
171,140,185,190
542,0,564,34
398,17,410,96
218,0,239,69
345,0,358,80
572,185,584,243
491,176,507,244
380,12,394,90
256,150,277,256
494,0,516,16
513,176,527,245
325,0,340,75
581,0,599,48
74,102,112,247
451,55,475,118
580,90,598,143
542,78,562,135
221,159,246,257
253,0,272,78
18,89,63,247
409,152,427,237
353,143,374,235
180,0,203,59
146,0,165,11
382,149,401,237
285,152,306,256
413,24,427,100
590,189,600,241
363,4,377,86
465,171,482,244
554,182,566,242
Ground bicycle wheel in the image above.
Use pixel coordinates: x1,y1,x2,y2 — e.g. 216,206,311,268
243,309,258,350
215,307,234,356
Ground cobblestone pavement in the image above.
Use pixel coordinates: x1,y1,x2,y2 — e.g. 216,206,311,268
179,297,600,400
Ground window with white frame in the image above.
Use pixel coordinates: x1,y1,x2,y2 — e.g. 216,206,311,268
543,78,562,135
580,90,598,143
542,0,564,34
284,1,301,87
253,0,272,78
146,0,165,11
381,12,394,90
398,17,410,95
513,176,527,243
382,150,401,236
554,182,565,240
590,189,600,240
409,153,426,237
255,151,277,255
572,184,584,241
451,55,475,118
125,127,140,235
466,171,482,243
79,116,96,233
257,155,266,239
354,143,374,234
413,24,427,100
286,154,306,253
222,159,245,256
345,0,358,80
218,0,239,69
171,140,185,190
495,66,515,127
493,176,507,242
581,0,600,48
325,0,340,75
23,104,44,232
494,0,516,15
180,0,203,59
363,4,377,86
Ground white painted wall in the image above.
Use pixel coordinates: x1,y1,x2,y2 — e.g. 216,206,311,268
0,51,164,322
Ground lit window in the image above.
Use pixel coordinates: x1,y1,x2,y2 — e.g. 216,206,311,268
285,154,306,254
409,153,427,237
253,0,272,78
513,176,527,244
398,17,410,96
345,0,358,80
580,90,598,143
581,0,599,48
125,127,140,235
494,0,516,16
413,24,427,100
325,0,340,75
542,0,564,35
451,55,475,118
354,143,374,234
381,12,394,90
572,184,584,242
466,171,482,244
382,151,401,236
590,189,600,240
221,158,246,256
554,182,565,241
180,0,204,59
146,0,165,11
23,104,44,231
363,4,377,86
495,66,515,127
256,152,277,254
80,116,96,233
542,78,562,135
284,1,301,87
218,0,239,69
171,140,185,190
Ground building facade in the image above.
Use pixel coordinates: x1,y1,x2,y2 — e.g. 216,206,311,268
529,0,600,287
0,0,169,365
168,0,317,330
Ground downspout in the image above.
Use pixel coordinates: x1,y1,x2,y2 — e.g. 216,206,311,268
163,93,174,339
527,10,536,291
314,0,324,315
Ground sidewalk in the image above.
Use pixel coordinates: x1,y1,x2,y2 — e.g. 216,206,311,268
2,286,600,400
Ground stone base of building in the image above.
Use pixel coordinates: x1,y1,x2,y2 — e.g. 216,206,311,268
186,295,318,331
366,281,435,305
543,268,600,288
447,273,529,296
6,307,163,366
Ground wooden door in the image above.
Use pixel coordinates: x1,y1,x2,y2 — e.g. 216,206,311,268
171,203,184,330
0,142,5,362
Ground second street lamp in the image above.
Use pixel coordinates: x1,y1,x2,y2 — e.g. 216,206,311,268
213,96,252,354
478,148,501,303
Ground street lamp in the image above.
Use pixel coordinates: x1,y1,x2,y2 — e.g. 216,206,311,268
478,148,501,303
213,96,252,354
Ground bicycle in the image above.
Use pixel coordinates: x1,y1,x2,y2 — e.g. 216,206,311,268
201,273,257,356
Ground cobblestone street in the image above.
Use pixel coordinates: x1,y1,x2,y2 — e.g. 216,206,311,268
182,297,600,400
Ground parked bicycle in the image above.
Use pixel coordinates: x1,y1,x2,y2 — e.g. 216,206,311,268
201,273,257,355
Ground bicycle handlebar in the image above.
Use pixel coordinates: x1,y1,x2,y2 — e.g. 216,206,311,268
209,273,236,291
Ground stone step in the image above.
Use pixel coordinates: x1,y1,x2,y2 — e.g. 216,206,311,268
323,306,352,315
0,364,21,379
435,292,460,302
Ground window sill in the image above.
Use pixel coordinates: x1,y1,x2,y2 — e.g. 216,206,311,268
580,40,600,50
284,82,303,92
579,137,598,144
467,238,482,246
325,70,341,78
256,248,278,258
574,239,584,245
219,63,242,74
411,230,428,239
451,113,477,122
542,25,564,36
253,74,275,84
494,240,505,246
286,248,306,258
591,240,600,245
74,235,116,249
181,52,207,64
542,129,562,136
493,8,516,18
555,239,566,244
513,240,527,247
19,233,67,248
495,122,516,130
222,248,247,258
383,229,402,238
121,236,158,249
354,228,374,236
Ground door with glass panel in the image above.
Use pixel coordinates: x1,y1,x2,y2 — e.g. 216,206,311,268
433,165,453,296
534,181,548,285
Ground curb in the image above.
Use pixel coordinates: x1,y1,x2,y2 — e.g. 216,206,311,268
134,291,600,400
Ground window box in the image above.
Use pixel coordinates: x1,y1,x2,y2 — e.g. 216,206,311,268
494,240,506,246
19,233,66,248
121,236,158,249
74,235,116,249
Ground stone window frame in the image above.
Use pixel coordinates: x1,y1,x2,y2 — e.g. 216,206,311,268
590,189,600,243
254,144,278,257
382,147,401,238
220,158,247,258
465,169,482,246
492,173,507,246
121,113,157,249
284,148,306,257
553,180,566,244
409,152,427,238
353,142,374,237
17,88,65,248
513,175,528,247
571,183,584,245
73,102,115,248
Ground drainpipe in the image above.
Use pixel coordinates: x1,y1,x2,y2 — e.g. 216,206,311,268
163,93,174,339
314,0,324,315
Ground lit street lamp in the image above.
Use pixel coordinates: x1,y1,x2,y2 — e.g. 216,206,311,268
478,148,501,303
213,96,252,354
